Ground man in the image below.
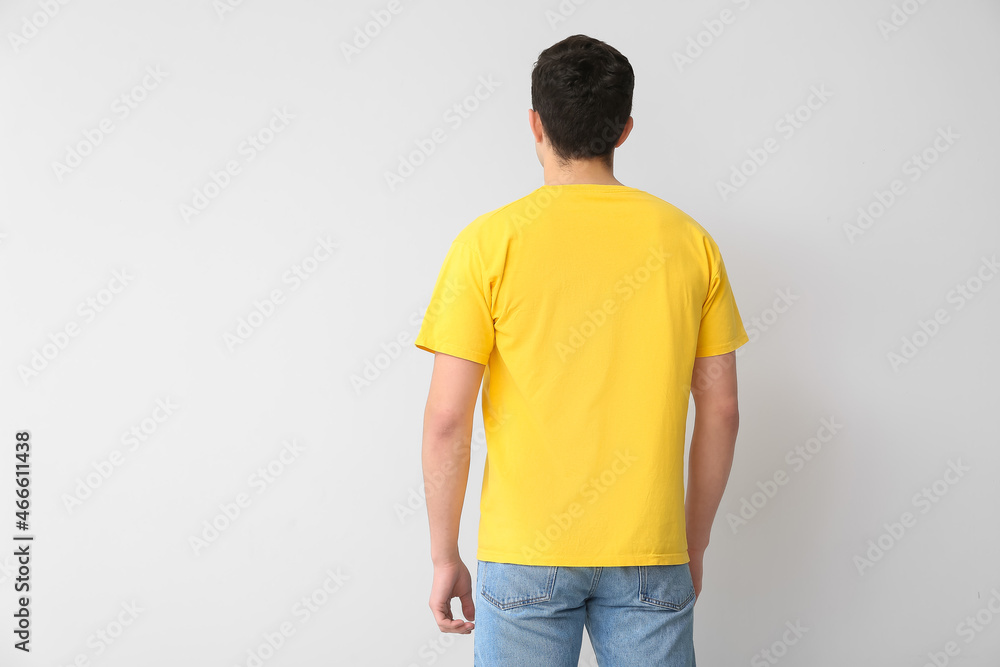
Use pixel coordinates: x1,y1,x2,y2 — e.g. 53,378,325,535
414,34,748,666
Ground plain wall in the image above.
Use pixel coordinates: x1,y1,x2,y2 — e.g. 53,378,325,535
1,0,998,664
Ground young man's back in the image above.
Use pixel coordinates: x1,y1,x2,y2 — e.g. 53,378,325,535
416,34,747,666
417,183,746,568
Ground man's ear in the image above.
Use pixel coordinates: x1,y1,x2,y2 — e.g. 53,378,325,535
528,109,544,143
615,116,634,148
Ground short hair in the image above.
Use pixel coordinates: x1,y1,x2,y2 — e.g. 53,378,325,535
530,34,635,167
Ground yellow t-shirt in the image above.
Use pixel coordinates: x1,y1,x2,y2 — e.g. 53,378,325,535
414,183,749,566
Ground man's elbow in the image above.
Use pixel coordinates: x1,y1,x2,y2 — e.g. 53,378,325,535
695,399,740,429
423,406,473,439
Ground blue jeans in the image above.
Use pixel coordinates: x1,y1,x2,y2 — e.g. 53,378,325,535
474,559,696,666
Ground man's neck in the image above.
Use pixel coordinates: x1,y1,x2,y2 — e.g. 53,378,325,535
542,158,624,187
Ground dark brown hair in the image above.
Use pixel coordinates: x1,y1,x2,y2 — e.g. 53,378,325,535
530,34,635,167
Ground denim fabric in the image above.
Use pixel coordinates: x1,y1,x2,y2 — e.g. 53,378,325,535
474,559,696,666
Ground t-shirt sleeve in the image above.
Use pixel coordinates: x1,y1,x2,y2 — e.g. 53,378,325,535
695,240,750,357
414,240,495,365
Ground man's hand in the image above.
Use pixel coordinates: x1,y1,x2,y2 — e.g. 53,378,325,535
429,560,476,633
687,547,705,603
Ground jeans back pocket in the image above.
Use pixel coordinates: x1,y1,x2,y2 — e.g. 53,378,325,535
638,564,696,610
479,561,558,611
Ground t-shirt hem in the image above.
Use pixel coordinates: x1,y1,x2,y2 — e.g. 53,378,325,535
414,340,490,365
475,548,691,567
695,330,750,357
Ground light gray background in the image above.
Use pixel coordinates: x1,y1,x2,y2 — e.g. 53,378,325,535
1,0,998,665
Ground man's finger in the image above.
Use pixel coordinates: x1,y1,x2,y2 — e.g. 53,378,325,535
459,591,476,622
437,617,474,633
430,600,454,624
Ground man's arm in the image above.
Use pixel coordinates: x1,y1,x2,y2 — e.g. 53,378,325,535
685,351,740,597
422,351,484,563
421,351,484,633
